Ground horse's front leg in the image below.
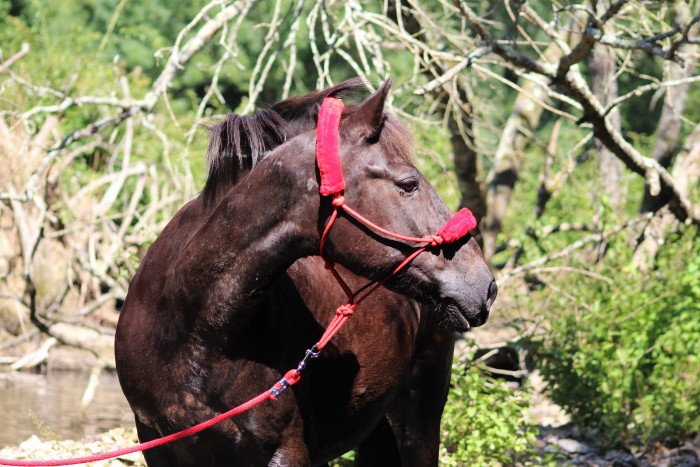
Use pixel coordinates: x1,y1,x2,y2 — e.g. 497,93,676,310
355,416,401,467
267,409,310,467
134,417,179,466
213,364,311,467
385,321,456,467
268,435,310,466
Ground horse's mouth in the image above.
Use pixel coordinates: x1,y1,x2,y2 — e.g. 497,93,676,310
438,302,489,333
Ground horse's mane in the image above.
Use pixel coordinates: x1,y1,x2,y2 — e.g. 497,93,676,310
202,78,413,202
203,109,286,199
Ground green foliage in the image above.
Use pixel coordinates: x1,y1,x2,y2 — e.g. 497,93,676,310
329,450,355,466
440,359,538,466
534,232,700,447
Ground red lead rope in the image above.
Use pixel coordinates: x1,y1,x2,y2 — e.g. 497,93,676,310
0,96,477,466
0,393,272,466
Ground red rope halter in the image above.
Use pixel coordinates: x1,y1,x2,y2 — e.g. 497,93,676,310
0,96,477,466
315,96,477,307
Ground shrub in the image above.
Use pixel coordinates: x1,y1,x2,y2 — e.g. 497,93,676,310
534,234,700,446
440,359,538,466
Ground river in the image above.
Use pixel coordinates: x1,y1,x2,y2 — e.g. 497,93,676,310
0,370,133,448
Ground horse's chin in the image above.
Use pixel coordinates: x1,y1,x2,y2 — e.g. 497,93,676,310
438,302,489,333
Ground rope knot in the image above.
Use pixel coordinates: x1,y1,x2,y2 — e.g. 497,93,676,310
429,235,444,247
335,303,355,317
332,195,345,207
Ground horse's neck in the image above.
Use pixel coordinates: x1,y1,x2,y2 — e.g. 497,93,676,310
163,149,318,339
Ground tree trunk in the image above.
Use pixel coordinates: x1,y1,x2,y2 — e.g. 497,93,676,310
589,41,623,213
640,1,698,213
632,124,700,271
481,70,557,260
449,88,486,223
388,1,486,231
479,15,581,260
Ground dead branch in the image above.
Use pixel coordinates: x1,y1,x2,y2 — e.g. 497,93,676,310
19,0,254,158
498,213,653,287
10,337,57,371
0,43,29,75
146,0,254,111
585,27,686,66
632,124,700,271
0,1,259,356
455,0,700,225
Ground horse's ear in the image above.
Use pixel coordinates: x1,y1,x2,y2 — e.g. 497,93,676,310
344,79,391,142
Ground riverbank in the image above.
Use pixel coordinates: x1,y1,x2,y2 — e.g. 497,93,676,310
0,369,131,448
0,428,145,466
2,423,698,466
1,328,697,465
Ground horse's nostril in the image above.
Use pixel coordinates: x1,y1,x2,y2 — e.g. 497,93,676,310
486,279,498,309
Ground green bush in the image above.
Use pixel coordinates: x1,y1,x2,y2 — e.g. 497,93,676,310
534,234,700,447
440,359,538,466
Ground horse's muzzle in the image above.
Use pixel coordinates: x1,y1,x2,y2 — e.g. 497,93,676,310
440,276,497,332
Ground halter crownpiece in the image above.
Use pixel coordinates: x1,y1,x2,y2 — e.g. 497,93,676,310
316,97,346,196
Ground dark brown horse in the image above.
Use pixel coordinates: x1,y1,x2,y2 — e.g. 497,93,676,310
115,79,496,466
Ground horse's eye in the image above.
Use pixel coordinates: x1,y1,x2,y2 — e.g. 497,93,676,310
397,178,419,194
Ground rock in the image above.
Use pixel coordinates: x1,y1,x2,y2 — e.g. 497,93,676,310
47,345,99,371
668,448,700,467
30,238,71,308
555,437,593,454
603,449,641,466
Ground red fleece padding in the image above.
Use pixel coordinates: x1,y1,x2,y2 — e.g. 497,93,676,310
316,97,346,196
438,208,477,243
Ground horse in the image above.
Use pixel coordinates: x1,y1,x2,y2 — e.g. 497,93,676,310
115,78,497,466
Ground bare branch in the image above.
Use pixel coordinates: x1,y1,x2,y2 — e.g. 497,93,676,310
453,1,700,225
0,43,30,75
605,75,700,115
632,124,700,271
413,47,492,95
498,213,653,287
667,12,700,62
586,27,685,65
147,0,254,110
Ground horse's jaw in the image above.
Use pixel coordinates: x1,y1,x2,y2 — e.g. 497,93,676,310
436,297,490,333
386,239,496,333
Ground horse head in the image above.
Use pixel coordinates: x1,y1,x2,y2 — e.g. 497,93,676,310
310,80,497,331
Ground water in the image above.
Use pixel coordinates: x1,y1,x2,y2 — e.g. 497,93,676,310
0,370,133,448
